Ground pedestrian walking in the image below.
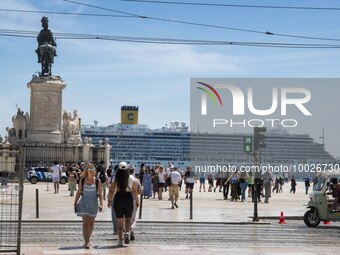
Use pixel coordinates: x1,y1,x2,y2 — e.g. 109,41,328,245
279,175,284,193
304,175,312,194
75,164,81,185
80,162,85,172
247,173,254,198
262,171,273,203
178,170,184,191
199,173,206,192
152,167,159,199
254,177,263,202
207,173,214,192
272,176,280,193
50,161,62,194
239,172,249,202
157,166,165,200
106,165,113,178
108,165,119,235
214,175,222,192
284,172,289,183
97,160,107,200
142,166,152,199
73,163,103,249
68,167,78,196
222,172,230,200
290,176,297,193
139,163,145,186
128,165,141,241
184,166,196,199
107,162,139,247
228,172,239,201
168,167,181,209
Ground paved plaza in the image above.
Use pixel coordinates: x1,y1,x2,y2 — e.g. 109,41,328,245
22,180,312,222
16,180,340,254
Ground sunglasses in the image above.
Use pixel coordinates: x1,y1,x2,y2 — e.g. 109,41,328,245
87,168,96,171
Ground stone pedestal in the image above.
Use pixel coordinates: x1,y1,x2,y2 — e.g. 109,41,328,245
27,76,66,143
83,143,91,162
104,141,111,169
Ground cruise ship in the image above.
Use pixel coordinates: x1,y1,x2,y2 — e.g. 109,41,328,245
81,107,336,174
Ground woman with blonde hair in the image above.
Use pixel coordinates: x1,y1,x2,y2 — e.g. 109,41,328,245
74,162,103,249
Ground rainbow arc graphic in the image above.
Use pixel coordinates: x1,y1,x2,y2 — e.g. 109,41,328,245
196,82,223,106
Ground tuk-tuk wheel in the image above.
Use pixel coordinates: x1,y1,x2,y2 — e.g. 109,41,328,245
304,209,320,227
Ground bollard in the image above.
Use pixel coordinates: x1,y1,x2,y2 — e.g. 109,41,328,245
253,178,260,222
36,189,39,218
189,190,193,220
138,191,143,219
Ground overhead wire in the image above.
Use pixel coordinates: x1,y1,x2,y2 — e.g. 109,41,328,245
1,28,340,48
121,0,340,11
62,0,144,18
1,1,340,48
0,8,136,18
62,0,340,42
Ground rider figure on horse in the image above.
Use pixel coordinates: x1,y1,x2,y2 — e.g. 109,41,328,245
35,16,57,64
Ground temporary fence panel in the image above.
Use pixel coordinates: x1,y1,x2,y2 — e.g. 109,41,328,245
0,145,24,255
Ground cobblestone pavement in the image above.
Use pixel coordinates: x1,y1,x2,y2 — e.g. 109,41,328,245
22,220,340,247
17,182,340,254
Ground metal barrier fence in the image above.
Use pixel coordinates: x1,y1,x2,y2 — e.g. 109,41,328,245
0,145,24,255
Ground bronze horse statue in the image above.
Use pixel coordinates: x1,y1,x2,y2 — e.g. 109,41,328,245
38,43,55,76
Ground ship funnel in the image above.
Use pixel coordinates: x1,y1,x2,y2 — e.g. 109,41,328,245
121,106,139,125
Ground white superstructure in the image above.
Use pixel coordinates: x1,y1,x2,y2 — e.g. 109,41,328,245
81,122,336,173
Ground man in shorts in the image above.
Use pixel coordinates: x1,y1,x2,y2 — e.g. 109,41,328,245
51,161,62,194
168,167,181,209
185,167,196,199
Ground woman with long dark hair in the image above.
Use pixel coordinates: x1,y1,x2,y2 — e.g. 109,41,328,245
107,162,139,247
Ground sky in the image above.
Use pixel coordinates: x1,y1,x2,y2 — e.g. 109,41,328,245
1,0,340,157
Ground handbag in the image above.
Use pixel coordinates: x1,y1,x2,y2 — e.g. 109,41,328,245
165,173,172,186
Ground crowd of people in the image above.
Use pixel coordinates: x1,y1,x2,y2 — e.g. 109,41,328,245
65,161,199,248
196,172,318,204
28,160,337,249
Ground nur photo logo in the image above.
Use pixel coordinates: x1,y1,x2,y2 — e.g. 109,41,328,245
194,79,312,128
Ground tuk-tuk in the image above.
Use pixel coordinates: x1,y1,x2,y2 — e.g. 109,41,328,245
304,172,340,227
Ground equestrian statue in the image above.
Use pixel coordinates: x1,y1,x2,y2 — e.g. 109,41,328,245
35,16,57,76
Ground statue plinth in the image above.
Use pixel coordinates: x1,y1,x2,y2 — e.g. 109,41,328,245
27,76,66,143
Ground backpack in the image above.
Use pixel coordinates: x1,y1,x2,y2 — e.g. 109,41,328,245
165,173,172,187
98,170,106,183
68,171,75,182
81,177,99,197
230,176,238,185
